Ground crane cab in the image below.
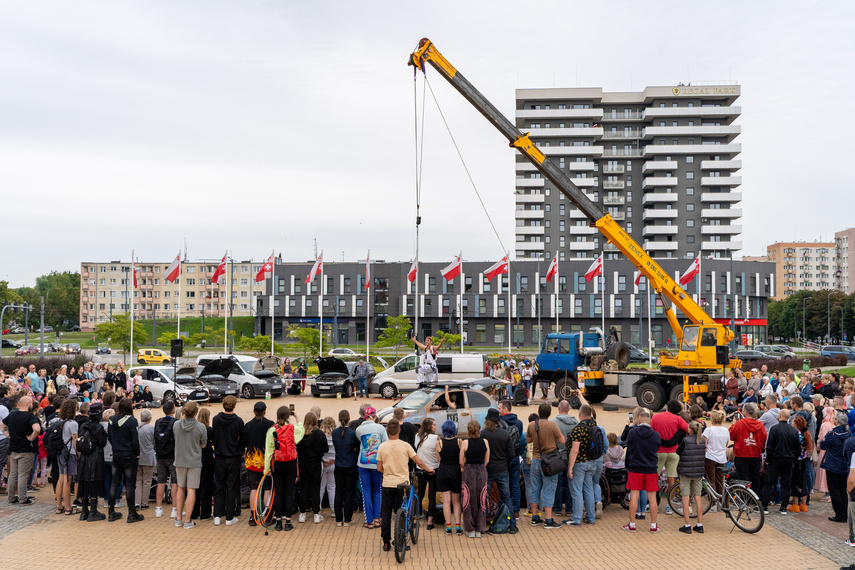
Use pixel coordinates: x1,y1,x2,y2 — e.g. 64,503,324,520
659,324,738,373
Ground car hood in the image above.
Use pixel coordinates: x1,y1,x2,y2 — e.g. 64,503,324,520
197,357,240,378
314,356,349,376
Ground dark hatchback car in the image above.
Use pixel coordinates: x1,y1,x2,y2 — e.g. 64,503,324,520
181,362,242,401
734,349,781,366
628,344,659,364
311,356,375,398
2,339,22,349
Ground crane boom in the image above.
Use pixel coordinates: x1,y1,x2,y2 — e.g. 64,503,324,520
409,38,734,349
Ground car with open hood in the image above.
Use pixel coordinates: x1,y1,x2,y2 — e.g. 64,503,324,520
310,356,375,398
176,363,240,401
194,354,284,399
127,365,209,405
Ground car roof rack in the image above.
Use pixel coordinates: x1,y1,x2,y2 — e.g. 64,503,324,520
416,378,490,389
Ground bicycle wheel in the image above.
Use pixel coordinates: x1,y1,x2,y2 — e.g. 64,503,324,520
667,483,712,518
409,494,420,545
394,508,407,563
725,485,764,534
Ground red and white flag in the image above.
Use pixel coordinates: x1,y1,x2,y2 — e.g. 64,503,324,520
634,271,643,287
132,261,138,289
546,255,558,282
441,254,462,281
407,259,419,283
256,255,274,282
584,254,603,283
485,256,509,281
365,250,371,289
211,254,226,284
165,253,181,283
679,255,701,286
305,252,323,284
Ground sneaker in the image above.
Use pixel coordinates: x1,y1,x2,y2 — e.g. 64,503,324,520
649,524,662,533
799,504,807,512
174,519,183,527
225,517,239,526
114,501,125,509
543,520,561,529
622,523,636,532
313,514,324,524
679,525,692,534
709,505,718,514
336,521,343,527
475,531,481,538
298,512,307,523
844,539,855,547
249,518,257,527
694,525,704,534
184,521,196,530
595,502,603,519
779,510,787,516
763,510,769,515
562,519,581,526
383,541,391,551
467,531,476,538
508,526,519,534
514,512,520,521
170,507,177,518
343,522,351,527
283,521,293,531
214,517,222,525
155,506,163,518
530,515,543,525
786,504,800,513
456,526,462,535
635,513,646,520
27,486,37,492
445,526,452,535
664,506,673,515
19,497,35,505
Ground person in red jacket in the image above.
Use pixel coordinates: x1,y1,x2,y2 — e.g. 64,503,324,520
728,402,767,493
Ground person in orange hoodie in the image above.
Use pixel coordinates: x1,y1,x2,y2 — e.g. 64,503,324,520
728,402,767,493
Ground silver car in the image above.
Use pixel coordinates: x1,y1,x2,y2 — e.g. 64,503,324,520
376,380,496,435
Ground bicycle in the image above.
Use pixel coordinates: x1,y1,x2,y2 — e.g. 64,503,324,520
667,467,764,533
393,469,422,563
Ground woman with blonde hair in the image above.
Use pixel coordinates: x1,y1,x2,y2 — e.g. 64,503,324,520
296,412,328,523
814,406,835,500
319,417,337,517
192,407,215,520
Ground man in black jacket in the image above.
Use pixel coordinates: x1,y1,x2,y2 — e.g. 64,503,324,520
761,409,800,515
480,408,518,534
212,396,245,526
107,398,142,523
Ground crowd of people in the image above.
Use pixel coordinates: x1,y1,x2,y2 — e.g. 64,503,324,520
1,358,854,552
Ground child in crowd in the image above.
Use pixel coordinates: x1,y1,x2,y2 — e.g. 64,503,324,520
603,433,625,468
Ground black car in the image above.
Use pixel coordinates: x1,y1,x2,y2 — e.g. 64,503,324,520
66,325,81,332
734,350,780,365
184,361,243,401
2,339,22,349
311,357,375,398
628,344,659,364
95,343,111,354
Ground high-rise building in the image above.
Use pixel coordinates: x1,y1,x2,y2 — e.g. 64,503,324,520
765,242,835,300
514,84,742,262
834,227,855,294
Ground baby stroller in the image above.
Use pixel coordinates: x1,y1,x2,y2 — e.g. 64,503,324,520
600,467,629,509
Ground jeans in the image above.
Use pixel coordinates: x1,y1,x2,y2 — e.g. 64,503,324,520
486,470,516,529
358,467,383,524
529,459,558,509
8,451,34,501
552,470,572,514
636,490,648,515
594,457,604,503
507,458,521,515
804,461,815,505
213,456,241,520
571,460,598,524
110,455,138,509
521,461,532,509
358,378,368,398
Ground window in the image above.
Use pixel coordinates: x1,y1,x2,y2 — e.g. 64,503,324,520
686,187,694,195
577,276,586,293
686,235,695,243
687,220,694,227
686,156,694,163
520,276,528,293
618,275,626,292
687,203,695,212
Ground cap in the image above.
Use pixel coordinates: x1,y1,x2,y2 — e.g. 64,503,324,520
363,406,376,419
485,408,501,422
254,402,267,412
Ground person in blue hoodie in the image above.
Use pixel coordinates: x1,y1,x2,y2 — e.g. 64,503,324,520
623,409,662,533
498,400,524,518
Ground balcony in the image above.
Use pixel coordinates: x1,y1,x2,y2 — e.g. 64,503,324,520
643,106,741,119
642,160,678,173
700,208,742,218
604,243,620,252
643,143,741,156
603,196,625,205
701,176,741,186
603,180,625,190
515,193,545,203
700,192,742,203
601,148,642,158
642,125,741,141
642,193,679,205
569,241,596,251
601,111,644,121
519,242,546,251
541,146,604,157
643,225,679,236
601,129,642,140
565,162,596,172
700,159,741,170
572,178,597,188
643,241,679,251
526,127,604,138
701,224,742,235
642,177,678,189
643,209,679,220
602,164,625,174
515,177,545,188
570,225,598,234
516,225,545,235
569,209,589,219
516,108,604,120
610,212,626,221
701,241,743,251
515,210,545,219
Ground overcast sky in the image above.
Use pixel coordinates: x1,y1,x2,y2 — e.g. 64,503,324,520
2,0,853,287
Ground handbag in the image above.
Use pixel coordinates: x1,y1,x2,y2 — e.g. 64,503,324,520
534,418,566,477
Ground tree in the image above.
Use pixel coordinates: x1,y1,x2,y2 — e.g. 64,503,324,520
375,314,412,358
157,331,178,345
94,314,149,354
286,325,320,358
238,335,285,356
433,329,462,347
212,327,237,348
16,272,80,328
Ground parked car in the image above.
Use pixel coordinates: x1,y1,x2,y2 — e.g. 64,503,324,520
369,353,489,399
10,327,26,334
175,364,240,401
14,345,38,356
734,349,780,365
311,357,375,398
194,354,284,399
753,344,795,359
327,347,362,357
819,345,855,362
137,348,171,365
37,326,53,333
127,365,209,405
628,344,659,364
65,325,81,332
2,339,22,348
95,343,111,355
64,343,82,355
46,343,64,353
773,345,794,354
376,380,497,435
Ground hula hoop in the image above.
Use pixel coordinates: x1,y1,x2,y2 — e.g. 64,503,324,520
253,471,276,529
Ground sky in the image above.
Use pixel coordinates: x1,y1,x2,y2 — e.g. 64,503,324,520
2,0,853,287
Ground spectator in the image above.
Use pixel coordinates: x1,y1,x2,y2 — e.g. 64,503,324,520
725,372,739,401
676,421,706,534
154,400,178,519
702,410,729,512
172,401,207,529
846,443,855,547
392,407,416,450
762,409,799,515
526,403,565,529
264,406,302,532
107,398,142,523
728,402,767,493
134,409,155,512
786,415,813,513
820,411,851,523
354,360,371,399
331,410,359,526
480,408,517,534
296,412,328,524
460,420,490,538
356,407,387,529
55,398,79,515
603,433,625,468
243,402,273,527
436,420,462,535
415,418,439,530
814,406,836,500
651,400,689,514
212,395,245,526
77,402,107,521
552,400,577,517
623,408,662,533
2,395,40,505
349,403,370,431
759,395,780,434
566,403,600,526
498,400,524,520
319,416,337,520
191,408,215,521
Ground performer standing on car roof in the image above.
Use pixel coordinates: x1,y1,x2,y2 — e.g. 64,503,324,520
411,336,445,385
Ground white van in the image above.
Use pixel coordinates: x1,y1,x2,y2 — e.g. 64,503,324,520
370,353,488,399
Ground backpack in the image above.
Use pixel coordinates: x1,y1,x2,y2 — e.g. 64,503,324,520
77,425,95,455
154,417,176,457
273,424,297,463
585,422,605,459
500,417,524,458
488,501,512,534
43,417,67,456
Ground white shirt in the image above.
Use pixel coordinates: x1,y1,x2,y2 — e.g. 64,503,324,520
702,425,730,464
415,433,439,469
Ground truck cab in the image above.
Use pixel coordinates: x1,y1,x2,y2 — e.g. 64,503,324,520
534,330,606,401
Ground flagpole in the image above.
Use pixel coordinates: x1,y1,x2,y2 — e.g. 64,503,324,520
271,249,275,355
225,254,230,351
319,251,324,358
130,250,134,362
507,252,511,356
177,254,182,346
648,283,653,368
459,253,463,354
366,251,370,361
554,257,559,332
601,253,605,334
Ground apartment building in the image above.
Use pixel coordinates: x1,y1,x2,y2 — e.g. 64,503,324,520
78,260,267,331
514,83,742,262
766,242,836,300
835,227,855,294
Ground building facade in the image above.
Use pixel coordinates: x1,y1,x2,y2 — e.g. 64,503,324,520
835,227,855,294
765,242,836,300
79,260,265,331
514,84,742,263
258,258,774,350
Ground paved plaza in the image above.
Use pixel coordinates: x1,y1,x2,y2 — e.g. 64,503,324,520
0,393,849,569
